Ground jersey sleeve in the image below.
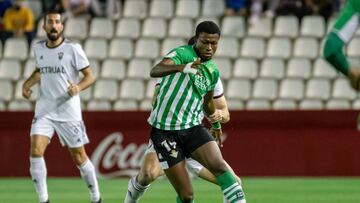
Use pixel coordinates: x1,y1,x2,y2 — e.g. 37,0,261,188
213,78,224,98
163,46,191,65
73,43,90,71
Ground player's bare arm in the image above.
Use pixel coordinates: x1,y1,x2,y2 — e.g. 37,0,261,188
22,69,40,99
203,91,223,146
150,58,201,77
68,67,95,96
209,95,230,124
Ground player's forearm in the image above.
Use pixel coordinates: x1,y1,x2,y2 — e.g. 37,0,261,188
77,74,95,91
219,109,230,123
323,32,349,75
23,70,40,88
150,64,184,77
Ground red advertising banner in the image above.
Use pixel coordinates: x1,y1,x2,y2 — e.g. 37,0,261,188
1,111,360,177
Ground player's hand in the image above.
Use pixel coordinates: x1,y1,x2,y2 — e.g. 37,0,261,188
22,85,32,99
207,110,223,123
182,58,201,74
210,127,223,147
348,67,360,91
67,81,80,96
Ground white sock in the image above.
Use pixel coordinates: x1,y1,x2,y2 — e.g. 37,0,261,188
124,176,150,203
30,157,48,202
78,159,100,202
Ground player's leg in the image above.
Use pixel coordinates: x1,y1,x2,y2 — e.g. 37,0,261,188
187,126,245,203
29,117,54,203
54,120,102,203
124,141,164,203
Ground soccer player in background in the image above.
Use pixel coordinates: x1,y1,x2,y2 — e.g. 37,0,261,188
323,0,360,90
145,21,246,203
22,11,102,203
124,37,243,203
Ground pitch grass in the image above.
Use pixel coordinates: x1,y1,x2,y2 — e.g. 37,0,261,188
1,177,360,203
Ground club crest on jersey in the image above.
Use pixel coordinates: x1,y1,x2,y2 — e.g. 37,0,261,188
58,52,64,60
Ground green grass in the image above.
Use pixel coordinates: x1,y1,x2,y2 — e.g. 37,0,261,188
1,177,360,203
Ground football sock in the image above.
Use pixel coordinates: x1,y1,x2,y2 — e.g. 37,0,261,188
30,157,48,202
78,159,100,202
216,171,246,203
124,176,150,203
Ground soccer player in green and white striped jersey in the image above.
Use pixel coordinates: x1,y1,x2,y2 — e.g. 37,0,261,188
324,0,360,89
147,21,246,203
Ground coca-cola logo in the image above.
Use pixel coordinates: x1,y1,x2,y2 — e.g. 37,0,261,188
91,132,148,178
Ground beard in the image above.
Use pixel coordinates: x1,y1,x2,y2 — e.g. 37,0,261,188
46,30,62,41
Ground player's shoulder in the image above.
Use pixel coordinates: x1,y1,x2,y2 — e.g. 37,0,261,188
63,38,82,48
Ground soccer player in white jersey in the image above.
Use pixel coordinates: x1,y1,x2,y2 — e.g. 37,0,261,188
22,11,102,203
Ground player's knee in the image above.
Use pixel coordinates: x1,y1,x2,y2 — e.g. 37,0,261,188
139,168,161,185
30,146,45,157
70,151,88,166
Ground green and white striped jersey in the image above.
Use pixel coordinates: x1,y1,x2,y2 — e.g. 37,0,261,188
148,45,220,130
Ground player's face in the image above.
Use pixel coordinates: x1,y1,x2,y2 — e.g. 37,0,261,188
43,14,64,42
195,32,219,61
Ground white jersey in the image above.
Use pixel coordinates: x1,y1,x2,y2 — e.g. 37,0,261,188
33,39,90,121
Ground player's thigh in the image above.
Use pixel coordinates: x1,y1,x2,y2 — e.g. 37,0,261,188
30,117,55,156
138,151,164,184
164,160,193,198
53,120,90,148
332,0,359,43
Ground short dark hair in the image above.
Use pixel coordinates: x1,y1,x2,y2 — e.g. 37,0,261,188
195,21,221,37
43,11,63,24
187,36,196,45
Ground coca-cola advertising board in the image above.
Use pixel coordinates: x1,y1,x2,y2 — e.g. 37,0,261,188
1,111,360,177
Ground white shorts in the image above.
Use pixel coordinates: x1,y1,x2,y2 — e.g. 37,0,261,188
30,117,89,148
145,139,204,176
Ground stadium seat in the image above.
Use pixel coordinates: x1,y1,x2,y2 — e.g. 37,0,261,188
168,18,193,38
287,58,311,79
352,99,360,109
84,38,108,60
259,58,285,79
79,87,92,102
246,99,271,110
88,59,100,78
28,0,42,20
212,57,232,80
195,16,220,27
293,37,318,59
135,38,160,59
347,37,360,57
0,79,13,101
332,78,357,100
274,16,299,38
150,0,174,19
127,58,152,79
64,17,88,40
0,101,5,111
36,19,46,38
113,100,138,111
313,58,338,79
4,38,28,60
216,37,239,58
299,99,324,110
87,100,112,111
301,16,325,38
241,38,265,59
226,99,245,110
146,80,158,99
252,79,278,100
176,0,200,18
267,37,292,59
221,16,245,38
93,79,118,101
115,18,141,39
279,78,304,100
108,38,134,59
14,79,39,101
7,100,32,111
142,18,167,39
233,58,258,79
101,59,126,80
202,0,225,17
272,99,297,110
119,79,145,100
326,99,351,109
89,18,114,39
305,78,331,100
123,0,147,19
226,79,251,100
247,18,272,38
139,99,153,110
161,38,186,56
0,59,21,80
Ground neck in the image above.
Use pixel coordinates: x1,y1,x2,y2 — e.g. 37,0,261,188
47,37,63,48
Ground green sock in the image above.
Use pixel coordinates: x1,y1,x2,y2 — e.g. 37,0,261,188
216,171,245,203
176,196,194,203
